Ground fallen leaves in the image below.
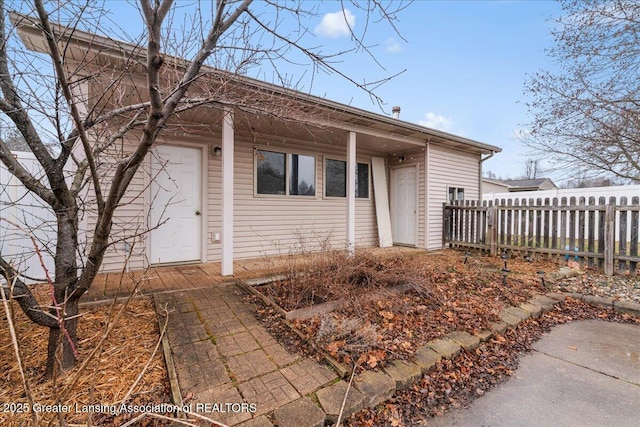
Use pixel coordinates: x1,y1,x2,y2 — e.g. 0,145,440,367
345,299,640,426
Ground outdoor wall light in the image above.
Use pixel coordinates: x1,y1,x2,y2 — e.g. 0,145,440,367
398,155,406,163
212,146,222,157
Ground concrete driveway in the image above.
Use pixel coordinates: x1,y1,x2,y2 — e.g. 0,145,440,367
429,319,640,427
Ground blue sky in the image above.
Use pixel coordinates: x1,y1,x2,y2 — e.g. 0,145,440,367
296,0,564,181
34,0,564,181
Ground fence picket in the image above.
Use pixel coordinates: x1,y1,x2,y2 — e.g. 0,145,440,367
587,196,596,268
543,198,551,255
619,197,628,273
442,195,640,276
598,196,606,270
630,197,639,274
578,197,586,268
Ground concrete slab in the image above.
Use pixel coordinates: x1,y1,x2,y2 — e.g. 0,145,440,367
383,359,422,389
274,398,325,427
447,331,480,351
354,370,396,407
533,320,640,384
428,338,462,359
414,346,442,374
428,320,640,427
505,306,532,321
236,415,274,427
316,380,364,423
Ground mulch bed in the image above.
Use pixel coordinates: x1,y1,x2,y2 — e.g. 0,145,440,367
254,250,554,370
0,288,172,427
249,249,640,426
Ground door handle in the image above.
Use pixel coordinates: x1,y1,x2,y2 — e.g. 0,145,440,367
195,210,201,216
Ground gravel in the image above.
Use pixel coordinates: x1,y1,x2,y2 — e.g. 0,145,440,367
551,270,640,303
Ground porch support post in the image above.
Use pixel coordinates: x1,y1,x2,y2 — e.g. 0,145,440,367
346,131,356,255
221,107,234,276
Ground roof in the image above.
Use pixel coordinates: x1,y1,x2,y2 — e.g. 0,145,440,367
11,12,502,155
483,177,558,191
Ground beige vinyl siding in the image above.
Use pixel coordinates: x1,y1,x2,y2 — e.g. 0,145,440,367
482,180,510,194
388,149,426,248
207,139,223,263
83,135,148,273
231,137,381,260
427,144,480,250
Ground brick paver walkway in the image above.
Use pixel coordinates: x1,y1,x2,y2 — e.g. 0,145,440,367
156,283,339,426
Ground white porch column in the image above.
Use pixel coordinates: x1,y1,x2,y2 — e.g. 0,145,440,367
221,107,234,276
346,131,356,255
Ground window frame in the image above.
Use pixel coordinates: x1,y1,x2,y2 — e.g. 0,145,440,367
447,186,465,204
323,157,371,200
254,147,317,198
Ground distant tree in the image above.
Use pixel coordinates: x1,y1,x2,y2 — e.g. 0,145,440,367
522,159,542,180
563,176,621,189
523,0,640,182
483,170,497,179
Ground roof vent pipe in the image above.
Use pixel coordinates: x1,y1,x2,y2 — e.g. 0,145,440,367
392,106,401,119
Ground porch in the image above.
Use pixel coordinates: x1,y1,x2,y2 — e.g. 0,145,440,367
83,246,428,303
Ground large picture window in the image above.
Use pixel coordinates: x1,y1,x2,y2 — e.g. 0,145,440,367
325,159,369,198
256,149,315,196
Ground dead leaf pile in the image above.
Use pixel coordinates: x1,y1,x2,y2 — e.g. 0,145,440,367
284,251,553,369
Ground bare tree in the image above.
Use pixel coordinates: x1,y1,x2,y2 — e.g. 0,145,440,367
0,0,408,376
523,159,542,180
523,0,640,183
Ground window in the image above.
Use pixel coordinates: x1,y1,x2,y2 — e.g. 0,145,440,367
448,187,465,203
256,149,315,196
290,154,316,196
325,159,369,198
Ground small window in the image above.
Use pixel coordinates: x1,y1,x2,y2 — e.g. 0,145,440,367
256,149,316,196
448,187,465,203
325,159,369,198
257,150,285,195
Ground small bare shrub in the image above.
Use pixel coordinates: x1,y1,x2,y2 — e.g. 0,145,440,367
315,314,380,353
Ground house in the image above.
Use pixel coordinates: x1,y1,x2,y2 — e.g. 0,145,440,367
13,15,501,277
482,177,557,194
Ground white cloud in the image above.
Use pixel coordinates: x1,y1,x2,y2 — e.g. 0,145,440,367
419,112,453,132
315,9,355,38
384,38,403,53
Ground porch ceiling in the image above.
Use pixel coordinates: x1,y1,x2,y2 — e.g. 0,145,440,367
168,106,428,154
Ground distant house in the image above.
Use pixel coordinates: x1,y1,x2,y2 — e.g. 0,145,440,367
482,177,557,194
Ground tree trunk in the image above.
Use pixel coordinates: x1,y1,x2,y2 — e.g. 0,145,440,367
44,208,80,377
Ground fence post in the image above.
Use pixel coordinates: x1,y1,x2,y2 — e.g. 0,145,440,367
604,203,615,276
487,205,498,256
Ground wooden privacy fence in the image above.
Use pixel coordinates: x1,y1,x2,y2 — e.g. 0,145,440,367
443,196,640,276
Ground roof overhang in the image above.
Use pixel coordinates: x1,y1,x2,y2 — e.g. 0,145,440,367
11,12,502,155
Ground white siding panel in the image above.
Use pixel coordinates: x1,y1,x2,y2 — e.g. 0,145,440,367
232,138,381,260
427,145,480,250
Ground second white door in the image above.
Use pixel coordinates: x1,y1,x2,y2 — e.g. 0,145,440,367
392,166,417,246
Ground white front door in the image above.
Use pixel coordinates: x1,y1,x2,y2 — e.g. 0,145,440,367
392,166,417,246
150,145,202,264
